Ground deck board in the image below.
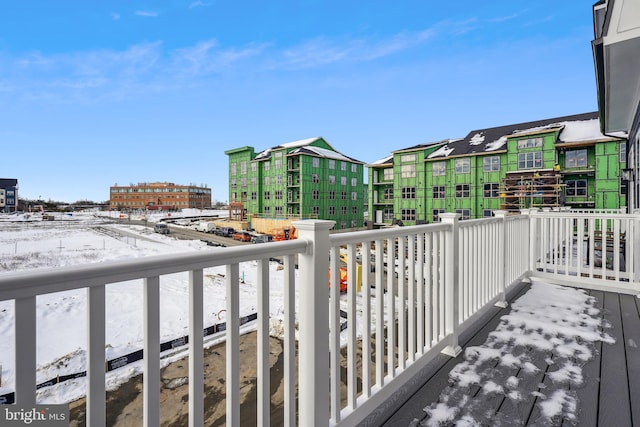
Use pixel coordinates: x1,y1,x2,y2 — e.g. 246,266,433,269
598,292,632,427
381,283,530,426
376,286,640,427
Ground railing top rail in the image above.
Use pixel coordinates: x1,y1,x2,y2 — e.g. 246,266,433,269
0,239,308,301
457,216,503,229
329,222,450,246
530,211,640,219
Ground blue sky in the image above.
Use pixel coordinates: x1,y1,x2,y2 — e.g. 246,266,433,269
1,1,598,204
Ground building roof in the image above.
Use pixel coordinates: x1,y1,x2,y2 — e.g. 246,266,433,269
426,112,606,160
367,155,394,168
288,145,364,164
253,136,363,163
0,179,18,188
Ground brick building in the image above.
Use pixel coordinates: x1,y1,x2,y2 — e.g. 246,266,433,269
109,182,212,211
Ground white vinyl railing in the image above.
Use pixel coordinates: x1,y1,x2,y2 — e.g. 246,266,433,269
0,210,638,426
529,210,640,294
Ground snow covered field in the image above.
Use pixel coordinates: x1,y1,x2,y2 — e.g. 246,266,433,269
0,209,298,404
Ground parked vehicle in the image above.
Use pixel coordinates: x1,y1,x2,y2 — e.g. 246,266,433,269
251,234,273,244
232,231,252,242
195,222,216,233
153,223,170,235
215,227,235,237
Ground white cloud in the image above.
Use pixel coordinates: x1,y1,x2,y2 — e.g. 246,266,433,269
189,1,212,8
135,10,159,17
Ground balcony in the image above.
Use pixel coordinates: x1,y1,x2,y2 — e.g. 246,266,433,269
0,210,638,425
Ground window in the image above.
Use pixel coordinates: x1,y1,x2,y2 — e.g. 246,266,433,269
401,164,416,178
341,206,347,215
351,178,357,186
565,149,588,168
566,180,587,196
455,209,470,220
351,220,358,228
341,191,347,200
329,175,335,185
231,179,237,189
240,178,247,187
455,158,470,174
251,192,257,200
312,206,319,216
401,154,416,162
264,162,270,171
264,176,270,186
275,191,283,200
518,152,542,169
329,206,335,215
240,161,247,175
264,191,270,200
383,208,394,221
620,142,627,163
329,191,336,200
432,186,446,199
274,152,283,169
402,187,416,199
352,206,357,214
483,183,499,198
351,164,357,172
518,137,543,149
455,184,470,198
383,168,394,181
312,190,319,199
483,209,494,217
341,161,347,171
251,162,257,172
432,161,446,176
313,157,320,167
383,188,394,200
401,209,416,221
483,156,500,172
432,209,445,222
264,206,271,214
275,175,283,185
275,206,283,215
351,192,358,200
231,163,237,176
250,177,256,186
341,176,347,185
329,159,335,169
312,174,319,184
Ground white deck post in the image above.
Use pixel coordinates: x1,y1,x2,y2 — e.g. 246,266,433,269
440,213,462,357
525,208,537,277
293,219,334,427
494,210,509,308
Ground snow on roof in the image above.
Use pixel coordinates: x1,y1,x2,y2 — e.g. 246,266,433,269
289,145,354,162
368,154,394,166
281,136,322,148
254,137,324,160
485,136,507,151
469,132,485,146
427,144,455,159
559,118,615,143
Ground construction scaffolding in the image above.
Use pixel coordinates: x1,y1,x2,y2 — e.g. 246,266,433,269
500,170,564,212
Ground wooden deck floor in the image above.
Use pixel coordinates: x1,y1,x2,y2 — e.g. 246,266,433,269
377,282,640,427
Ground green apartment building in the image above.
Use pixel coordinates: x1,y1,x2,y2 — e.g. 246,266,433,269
368,112,627,226
225,137,366,230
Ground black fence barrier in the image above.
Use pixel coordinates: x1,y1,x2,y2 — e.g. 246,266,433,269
0,312,261,404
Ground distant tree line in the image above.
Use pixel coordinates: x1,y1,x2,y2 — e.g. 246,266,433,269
18,197,110,212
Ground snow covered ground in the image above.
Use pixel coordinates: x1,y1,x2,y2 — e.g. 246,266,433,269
0,209,304,404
